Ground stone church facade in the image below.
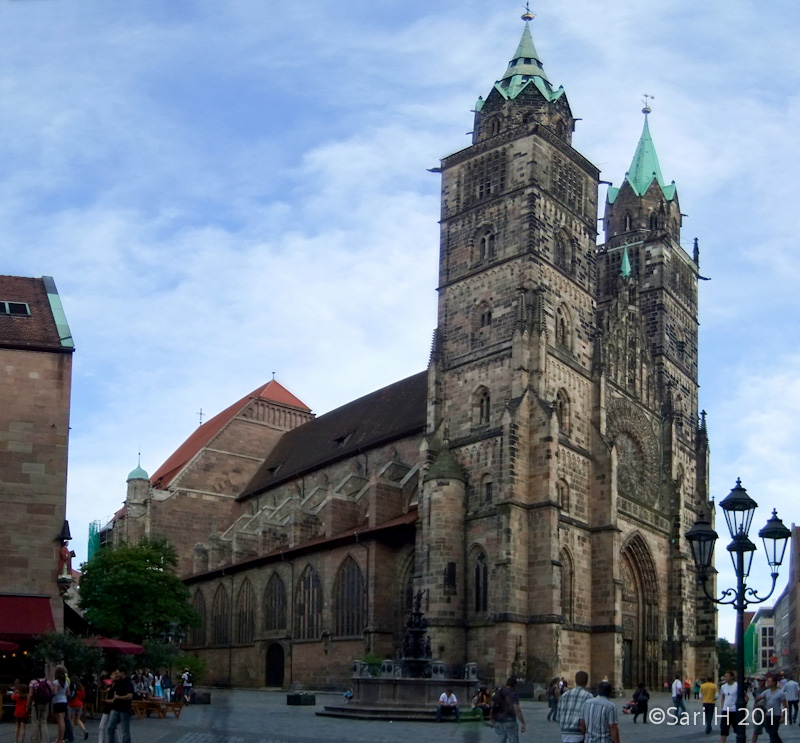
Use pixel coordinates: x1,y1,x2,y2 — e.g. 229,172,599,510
105,17,716,690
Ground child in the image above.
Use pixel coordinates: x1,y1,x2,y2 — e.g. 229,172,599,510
12,681,29,743
343,688,354,703
68,680,88,740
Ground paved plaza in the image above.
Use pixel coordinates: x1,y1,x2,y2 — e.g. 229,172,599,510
2,690,800,743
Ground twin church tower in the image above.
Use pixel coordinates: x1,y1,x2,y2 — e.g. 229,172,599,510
115,10,714,690
421,12,713,686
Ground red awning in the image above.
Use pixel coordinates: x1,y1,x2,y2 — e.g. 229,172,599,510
0,595,55,639
0,640,20,652
83,637,144,655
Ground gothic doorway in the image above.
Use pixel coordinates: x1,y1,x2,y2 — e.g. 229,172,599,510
621,535,660,689
265,643,285,687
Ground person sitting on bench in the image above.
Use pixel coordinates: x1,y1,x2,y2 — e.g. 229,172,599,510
437,689,460,722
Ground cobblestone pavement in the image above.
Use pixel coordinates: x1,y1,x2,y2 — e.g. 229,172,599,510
2,690,800,743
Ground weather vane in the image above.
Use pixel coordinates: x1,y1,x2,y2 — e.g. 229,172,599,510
642,93,654,115
198,407,204,425
521,2,534,22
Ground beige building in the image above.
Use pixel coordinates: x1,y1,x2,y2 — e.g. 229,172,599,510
108,16,716,690
0,275,75,676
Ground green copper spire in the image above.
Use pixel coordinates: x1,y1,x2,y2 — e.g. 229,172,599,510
620,245,632,278
609,112,677,204
493,17,565,103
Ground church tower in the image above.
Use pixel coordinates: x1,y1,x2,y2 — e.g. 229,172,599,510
420,13,714,688
421,8,601,682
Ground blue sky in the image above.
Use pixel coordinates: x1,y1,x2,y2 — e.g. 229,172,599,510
2,0,799,644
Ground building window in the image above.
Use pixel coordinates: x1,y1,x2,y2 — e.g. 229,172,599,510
211,584,230,646
189,590,206,647
624,213,632,232
489,118,501,137
474,551,488,613
463,150,507,205
559,550,574,624
475,387,491,426
555,305,572,350
555,389,570,434
264,573,286,632
0,301,30,316
333,556,366,637
295,566,322,640
444,561,457,596
649,213,659,230
557,479,570,512
482,475,493,504
551,154,584,213
235,579,255,645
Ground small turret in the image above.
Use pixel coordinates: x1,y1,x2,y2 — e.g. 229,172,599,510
126,456,150,504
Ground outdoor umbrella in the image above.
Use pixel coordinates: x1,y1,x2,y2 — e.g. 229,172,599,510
83,636,144,655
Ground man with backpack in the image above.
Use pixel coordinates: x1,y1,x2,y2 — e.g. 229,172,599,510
181,668,193,704
28,675,54,743
491,676,526,742
559,672,594,743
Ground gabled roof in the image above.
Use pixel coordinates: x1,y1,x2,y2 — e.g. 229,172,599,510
150,379,310,490
0,275,74,352
240,371,427,501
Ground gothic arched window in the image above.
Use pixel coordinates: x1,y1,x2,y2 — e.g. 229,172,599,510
555,389,571,434
555,305,572,351
649,213,659,230
482,474,493,504
478,229,496,261
557,479,571,512
211,584,230,646
475,387,491,426
264,573,286,632
235,579,255,645
333,556,366,637
190,590,206,647
295,566,322,640
473,550,489,614
559,549,574,624
489,117,501,137
624,213,633,232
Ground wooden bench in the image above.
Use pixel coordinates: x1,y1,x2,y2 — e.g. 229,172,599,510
163,701,184,719
131,699,167,720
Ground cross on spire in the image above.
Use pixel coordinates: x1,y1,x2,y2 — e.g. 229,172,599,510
197,408,204,425
642,93,654,115
521,2,534,22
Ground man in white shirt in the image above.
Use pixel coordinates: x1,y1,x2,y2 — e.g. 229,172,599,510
437,688,460,722
720,670,745,743
672,674,687,716
782,675,799,725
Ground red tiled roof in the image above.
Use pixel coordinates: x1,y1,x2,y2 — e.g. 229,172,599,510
0,595,56,639
0,275,67,352
150,380,310,490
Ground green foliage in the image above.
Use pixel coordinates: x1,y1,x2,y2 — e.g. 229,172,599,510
171,654,206,685
33,632,103,678
361,652,384,676
717,637,735,676
79,539,199,644
141,640,181,673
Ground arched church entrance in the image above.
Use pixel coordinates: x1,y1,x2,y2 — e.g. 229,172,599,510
621,535,660,689
265,643,285,687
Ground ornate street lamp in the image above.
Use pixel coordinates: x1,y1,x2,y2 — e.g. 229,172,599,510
686,479,790,743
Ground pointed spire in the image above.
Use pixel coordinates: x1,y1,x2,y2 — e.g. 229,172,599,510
625,111,676,200
620,245,632,278
491,10,565,103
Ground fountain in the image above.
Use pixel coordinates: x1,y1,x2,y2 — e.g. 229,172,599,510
317,591,481,721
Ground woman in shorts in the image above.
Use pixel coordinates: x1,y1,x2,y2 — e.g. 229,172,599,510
52,665,70,743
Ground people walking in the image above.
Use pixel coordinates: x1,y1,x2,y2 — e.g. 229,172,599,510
12,681,28,743
701,675,719,734
491,676,526,743
580,681,619,743
632,683,649,723
105,666,134,743
672,674,687,717
68,680,88,740
558,671,593,743
720,670,745,743
782,674,799,725
757,673,786,743
52,666,70,743
547,677,561,721
27,676,53,743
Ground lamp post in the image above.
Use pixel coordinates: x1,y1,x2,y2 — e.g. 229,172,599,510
686,479,791,743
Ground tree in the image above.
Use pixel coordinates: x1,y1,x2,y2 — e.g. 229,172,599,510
717,637,735,677
79,539,199,643
33,632,103,678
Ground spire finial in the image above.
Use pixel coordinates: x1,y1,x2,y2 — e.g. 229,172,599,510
521,2,534,22
642,93,654,116
198,408,204,425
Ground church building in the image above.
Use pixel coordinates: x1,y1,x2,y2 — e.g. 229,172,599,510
104,12,716,690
